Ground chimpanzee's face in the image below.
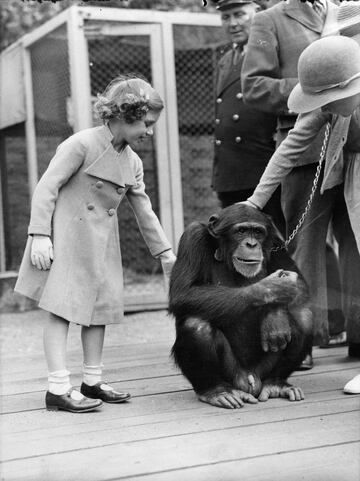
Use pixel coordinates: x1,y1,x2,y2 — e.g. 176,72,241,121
208,204,273,278
227,222,267,277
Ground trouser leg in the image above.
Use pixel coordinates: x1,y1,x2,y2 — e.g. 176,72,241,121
282,165,338,345
332,188,360,345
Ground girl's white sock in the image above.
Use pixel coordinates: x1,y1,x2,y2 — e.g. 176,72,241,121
48,369,72,395
82,364,103,386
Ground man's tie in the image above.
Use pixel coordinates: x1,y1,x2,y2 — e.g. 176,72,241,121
232,45,243,66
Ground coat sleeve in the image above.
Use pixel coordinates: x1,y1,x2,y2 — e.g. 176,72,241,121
28,136,86,236
241,12,298,115
126,156,172,257
248,109,328,209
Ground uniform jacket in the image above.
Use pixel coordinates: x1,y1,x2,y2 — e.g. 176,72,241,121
14,125,171,326
212,48,277,192
241,0,337,131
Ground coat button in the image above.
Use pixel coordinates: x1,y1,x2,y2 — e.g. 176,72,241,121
232,114,239,121
108,208,115,216
235,136,242,143
215,139,222,146
96,181,103,189
215,119,220,125
236,92,243,100
87,204,95,210
116,187,123,194
216,98,222,104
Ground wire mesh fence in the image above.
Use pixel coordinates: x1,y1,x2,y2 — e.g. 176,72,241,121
30,24,73,178
174,24,226,227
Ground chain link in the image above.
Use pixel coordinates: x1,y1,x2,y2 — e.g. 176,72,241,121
272,121,331,252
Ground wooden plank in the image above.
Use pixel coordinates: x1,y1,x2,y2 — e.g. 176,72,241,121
2,351,358,396
129,442,360,481
1,394,359,462
0,388,351,435
0,344,352,384
1,411,359,480
1,366,359,414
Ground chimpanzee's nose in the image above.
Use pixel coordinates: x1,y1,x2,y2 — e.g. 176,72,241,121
246,239,258,248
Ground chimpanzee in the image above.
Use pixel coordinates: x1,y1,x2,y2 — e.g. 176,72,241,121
169,203,312,409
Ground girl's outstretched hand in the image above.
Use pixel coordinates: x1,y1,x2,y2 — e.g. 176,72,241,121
159,250,177,280
31,235,54,270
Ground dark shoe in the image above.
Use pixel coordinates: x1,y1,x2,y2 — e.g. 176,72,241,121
319,331,347,348
348,342,360,359
295,354,314,371
80,382,131,403
46,388,103,413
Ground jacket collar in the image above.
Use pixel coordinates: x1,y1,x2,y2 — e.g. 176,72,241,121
217,51,243,96
283,0,326,33
84,124,137,187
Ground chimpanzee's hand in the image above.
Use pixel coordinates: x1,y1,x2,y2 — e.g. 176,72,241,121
260,308,291,352
259,269,300,305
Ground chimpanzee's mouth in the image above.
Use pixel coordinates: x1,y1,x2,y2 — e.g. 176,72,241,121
234,257,260,264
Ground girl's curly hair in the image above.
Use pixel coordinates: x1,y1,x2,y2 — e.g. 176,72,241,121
94,74,164,124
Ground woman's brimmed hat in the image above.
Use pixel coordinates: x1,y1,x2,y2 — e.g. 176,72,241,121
288,36,360,114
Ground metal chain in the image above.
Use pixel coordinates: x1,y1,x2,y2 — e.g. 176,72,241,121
272,121,331,252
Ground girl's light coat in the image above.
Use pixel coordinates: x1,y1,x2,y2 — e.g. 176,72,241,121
15,125,171,326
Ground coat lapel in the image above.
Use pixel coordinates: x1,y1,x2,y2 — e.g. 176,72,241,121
284,0,324,33
84,126,137,187
217,54,243,97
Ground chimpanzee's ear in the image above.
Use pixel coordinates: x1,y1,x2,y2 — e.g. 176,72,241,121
264,213,285,250
207,213,220,238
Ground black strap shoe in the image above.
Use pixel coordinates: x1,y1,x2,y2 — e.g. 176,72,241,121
295,353,314,371
46,388,103,413
80,382,131,403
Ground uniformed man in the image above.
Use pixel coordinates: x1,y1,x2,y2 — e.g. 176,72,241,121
212,0,285,235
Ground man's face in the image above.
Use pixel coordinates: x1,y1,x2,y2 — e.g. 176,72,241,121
221,3,260,45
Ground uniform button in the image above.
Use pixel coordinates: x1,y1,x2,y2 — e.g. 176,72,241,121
116,187,123,194
216,98,222,104
215,118,220,125
215,139,222,146
87,204,95,210
96,181,103,189
232,114,239,121
236,92,243,100
108,208,115,216
235,136,242,143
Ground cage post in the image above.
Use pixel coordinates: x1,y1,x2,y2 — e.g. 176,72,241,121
23,47,38,198
67,7,92,131
161,21,184,249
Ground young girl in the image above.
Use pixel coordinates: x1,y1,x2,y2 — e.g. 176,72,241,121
15,75,176,412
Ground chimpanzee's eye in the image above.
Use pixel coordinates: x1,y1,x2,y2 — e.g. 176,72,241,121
238,227,247,234
254,227,264,236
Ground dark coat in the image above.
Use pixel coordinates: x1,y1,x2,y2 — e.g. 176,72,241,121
212,49,277,193
241,0,337,131
14,125,171,326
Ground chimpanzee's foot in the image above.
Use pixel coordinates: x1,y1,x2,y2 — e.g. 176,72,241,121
197,385,258,409
234,371,262,398
258,379,304,402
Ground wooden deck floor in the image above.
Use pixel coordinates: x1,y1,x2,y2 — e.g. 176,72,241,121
0,310,360,481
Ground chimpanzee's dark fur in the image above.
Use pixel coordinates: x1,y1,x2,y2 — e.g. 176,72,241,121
169,204,312,408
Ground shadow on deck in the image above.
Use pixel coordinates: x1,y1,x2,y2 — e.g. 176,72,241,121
0,309,359,481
